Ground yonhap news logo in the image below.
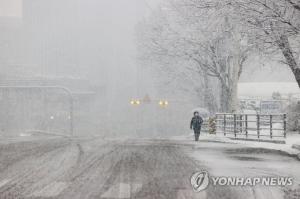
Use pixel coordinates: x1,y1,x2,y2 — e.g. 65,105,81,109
190,170,293,192
190,171,210,192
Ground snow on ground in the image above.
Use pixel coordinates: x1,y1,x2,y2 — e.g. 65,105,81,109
171,132,300,157
172,132,300,193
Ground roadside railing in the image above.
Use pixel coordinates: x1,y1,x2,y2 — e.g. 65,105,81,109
216,113,287,139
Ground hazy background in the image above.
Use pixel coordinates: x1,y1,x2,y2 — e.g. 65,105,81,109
0,0,179,137
0,0,296,138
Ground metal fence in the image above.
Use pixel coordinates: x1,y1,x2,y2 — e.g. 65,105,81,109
216,113,287,139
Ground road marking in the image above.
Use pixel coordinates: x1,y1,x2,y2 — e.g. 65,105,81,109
101,183,142,198
31,181,68,197
19,133,31,137
177,189,207,199
0,179,10,188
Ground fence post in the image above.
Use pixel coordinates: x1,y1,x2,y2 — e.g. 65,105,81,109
245,115,248,138
283,114,287,138
234,114,237,138
257,114,260,139
223,114,226,136
270,115,273,139
240,115,243,134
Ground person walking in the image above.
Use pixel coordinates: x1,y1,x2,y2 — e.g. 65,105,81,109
190,111,203,141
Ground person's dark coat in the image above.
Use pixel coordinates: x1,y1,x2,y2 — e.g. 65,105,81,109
190,116,203,131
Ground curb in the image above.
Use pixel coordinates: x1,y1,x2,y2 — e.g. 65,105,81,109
291,145,300,160
228,138,300,161
292,144,300,151
27,130,71,138
229,138,286,144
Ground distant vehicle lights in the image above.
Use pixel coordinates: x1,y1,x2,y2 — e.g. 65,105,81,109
130,99,169,107
159,100,169,107
130,100,141,106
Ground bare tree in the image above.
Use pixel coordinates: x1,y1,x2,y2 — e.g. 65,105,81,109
136,13,218,112
217,0,300,87
137,1,252,112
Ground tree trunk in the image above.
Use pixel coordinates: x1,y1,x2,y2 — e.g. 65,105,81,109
202,68,218,114
220,84,238,113
229,55,240,113
219,56,240,113
220,84,230,112
277,35,300,88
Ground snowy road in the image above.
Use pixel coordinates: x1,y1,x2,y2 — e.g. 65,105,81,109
0,137,299,199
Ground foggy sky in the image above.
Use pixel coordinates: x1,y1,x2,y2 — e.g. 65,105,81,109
0,0,160,94
0,0,22,17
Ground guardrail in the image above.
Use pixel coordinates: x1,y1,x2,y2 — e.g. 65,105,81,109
216,113,287,139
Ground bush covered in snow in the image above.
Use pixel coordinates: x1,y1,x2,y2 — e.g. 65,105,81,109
286,101,300,132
